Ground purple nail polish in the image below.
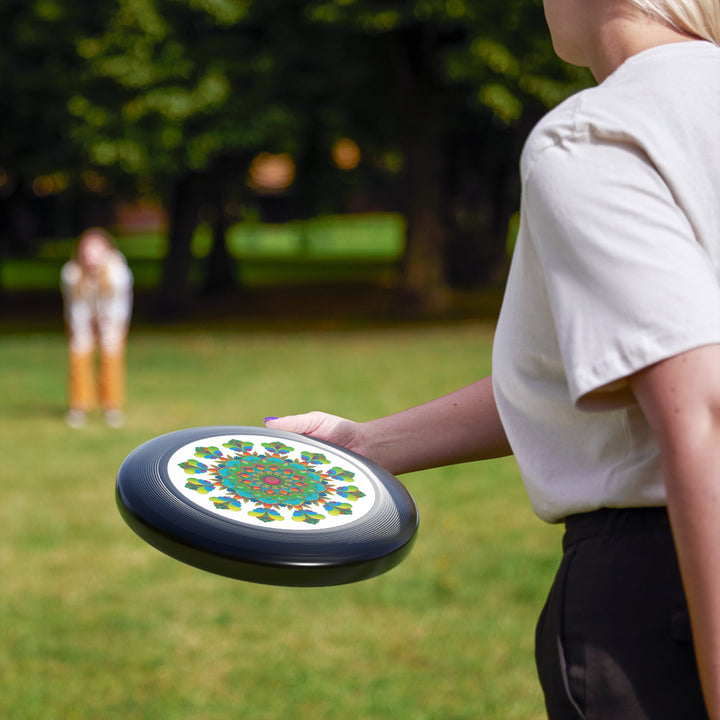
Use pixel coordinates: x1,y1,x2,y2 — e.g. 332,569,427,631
263,416,278,423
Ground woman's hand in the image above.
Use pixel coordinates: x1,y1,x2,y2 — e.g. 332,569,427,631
264,412,373,460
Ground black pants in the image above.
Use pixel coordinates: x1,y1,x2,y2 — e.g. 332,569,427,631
535,507,708,719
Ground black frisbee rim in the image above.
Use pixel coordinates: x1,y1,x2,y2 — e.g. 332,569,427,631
116,426,418,587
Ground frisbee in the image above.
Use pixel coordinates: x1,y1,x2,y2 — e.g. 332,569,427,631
116,426,418,587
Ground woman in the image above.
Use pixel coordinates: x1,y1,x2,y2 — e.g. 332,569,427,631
61,228,133,428
265,1,720,717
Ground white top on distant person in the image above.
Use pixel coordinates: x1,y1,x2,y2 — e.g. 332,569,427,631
61,227,133,428
265,0,720,717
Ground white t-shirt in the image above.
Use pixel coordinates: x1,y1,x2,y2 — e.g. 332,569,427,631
61,250,134,353
492,41,720,523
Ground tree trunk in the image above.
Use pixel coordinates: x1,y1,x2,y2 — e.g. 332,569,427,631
445,123,521,288
202,182,237,297
156,172,202,319
445,108,545,288
402,130,450,314
392,28,451,316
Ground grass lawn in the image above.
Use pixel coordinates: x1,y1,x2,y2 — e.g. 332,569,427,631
0,322,561,719
1,213,407,292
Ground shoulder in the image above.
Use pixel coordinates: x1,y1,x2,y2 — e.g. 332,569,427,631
520,73,643,182
520,91,588,181
522,41,720,183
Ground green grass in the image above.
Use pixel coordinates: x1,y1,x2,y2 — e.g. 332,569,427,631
0,255,401,291
2,213,406,291
0,324,561,719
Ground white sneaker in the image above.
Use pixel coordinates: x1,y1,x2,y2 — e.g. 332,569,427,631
66,409,87,429
104,409,125,428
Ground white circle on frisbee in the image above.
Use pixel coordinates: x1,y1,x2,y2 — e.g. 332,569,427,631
165,432,377,530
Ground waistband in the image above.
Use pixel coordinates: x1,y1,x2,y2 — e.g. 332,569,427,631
563,506,670,552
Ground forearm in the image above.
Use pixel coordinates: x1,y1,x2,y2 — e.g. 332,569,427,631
631,344,720,718
361,375,512,475
663,437,720,719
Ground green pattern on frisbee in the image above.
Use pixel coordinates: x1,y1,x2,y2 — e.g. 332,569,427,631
167,435,376,530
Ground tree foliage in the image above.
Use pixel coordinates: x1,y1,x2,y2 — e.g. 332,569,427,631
0,0,98,251
0,0,593,314
298,0,591,310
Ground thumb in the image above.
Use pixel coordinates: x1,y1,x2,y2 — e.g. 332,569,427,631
263,412,328,436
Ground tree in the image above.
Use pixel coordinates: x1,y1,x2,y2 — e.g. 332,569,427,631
0,0,97,256
0,0,592,315
69,0,370,315
303,0,592,312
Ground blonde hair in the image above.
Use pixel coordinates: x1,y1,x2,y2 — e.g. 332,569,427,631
627,0,720,44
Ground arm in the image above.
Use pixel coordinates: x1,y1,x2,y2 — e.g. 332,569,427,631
265,375,512,475
98,255,134,349
630,343,720,719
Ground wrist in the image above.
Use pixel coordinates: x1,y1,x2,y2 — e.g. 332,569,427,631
358,419,398,474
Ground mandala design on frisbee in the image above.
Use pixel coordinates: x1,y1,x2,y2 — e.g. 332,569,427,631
166,435,376,530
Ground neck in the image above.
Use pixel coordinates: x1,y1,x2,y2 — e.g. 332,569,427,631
589,9,697,82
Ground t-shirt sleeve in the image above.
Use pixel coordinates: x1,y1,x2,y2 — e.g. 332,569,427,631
524,135,720,408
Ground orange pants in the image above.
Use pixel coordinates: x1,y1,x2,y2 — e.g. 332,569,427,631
68,345,126,412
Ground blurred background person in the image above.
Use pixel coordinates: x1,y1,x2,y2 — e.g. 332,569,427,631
60,228,133,428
